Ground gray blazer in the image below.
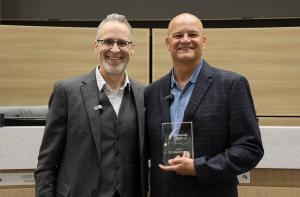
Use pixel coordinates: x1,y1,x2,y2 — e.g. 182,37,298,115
35,70,147,197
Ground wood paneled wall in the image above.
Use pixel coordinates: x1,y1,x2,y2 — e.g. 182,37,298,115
238,186,300,197
2,185,300,197
153,27,300,117
0,187,34,197
1,26,300,117
1,25,300,197
0,25,149,105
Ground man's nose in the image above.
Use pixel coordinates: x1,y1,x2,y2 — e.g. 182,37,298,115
110,43,121,52
181,34,191,42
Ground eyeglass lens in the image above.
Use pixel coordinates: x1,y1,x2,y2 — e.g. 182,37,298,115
100,39,130,47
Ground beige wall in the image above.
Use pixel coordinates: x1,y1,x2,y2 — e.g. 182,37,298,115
1,26,300,116
153,27,300,116
0,25,149,106
1,25,300,197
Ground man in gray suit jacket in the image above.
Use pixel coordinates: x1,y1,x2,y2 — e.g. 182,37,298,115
35,13,147,197
145,13,264,197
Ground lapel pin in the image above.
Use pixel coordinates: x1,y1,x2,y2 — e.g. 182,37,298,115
94,105,103,111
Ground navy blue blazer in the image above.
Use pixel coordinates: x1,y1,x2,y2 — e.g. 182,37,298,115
145,60,264,197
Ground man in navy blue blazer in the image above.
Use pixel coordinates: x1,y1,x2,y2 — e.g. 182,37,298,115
145,13,264,197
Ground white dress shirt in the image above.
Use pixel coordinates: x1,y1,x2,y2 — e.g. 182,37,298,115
95,66,130,116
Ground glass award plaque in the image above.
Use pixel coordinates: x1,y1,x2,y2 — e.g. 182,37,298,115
162,121,194,165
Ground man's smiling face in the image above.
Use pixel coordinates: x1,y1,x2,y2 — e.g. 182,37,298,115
95,21,133,75
166,14,206,65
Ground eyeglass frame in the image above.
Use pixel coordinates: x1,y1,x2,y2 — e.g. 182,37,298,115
96,39,133,48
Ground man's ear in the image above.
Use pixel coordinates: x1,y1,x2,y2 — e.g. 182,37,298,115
129,44,134,56
166,37,170,51
202,36,207,49
94,40,99,54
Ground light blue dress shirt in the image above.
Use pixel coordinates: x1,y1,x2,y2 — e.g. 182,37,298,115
170,59,203,124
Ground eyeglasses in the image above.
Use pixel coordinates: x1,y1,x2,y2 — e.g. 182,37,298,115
97,39,133,48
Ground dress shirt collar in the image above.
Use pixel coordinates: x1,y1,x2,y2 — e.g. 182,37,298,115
170,59,203,89
95,65,130,92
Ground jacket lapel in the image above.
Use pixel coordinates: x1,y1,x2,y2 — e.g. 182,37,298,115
130,79,145,157
183,61,214,122
159,73,172,123
80,70,102,164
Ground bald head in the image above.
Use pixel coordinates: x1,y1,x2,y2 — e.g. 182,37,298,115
165,13,207,67
167,13,204,36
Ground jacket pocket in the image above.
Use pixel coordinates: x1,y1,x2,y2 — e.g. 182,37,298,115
55,180,71,197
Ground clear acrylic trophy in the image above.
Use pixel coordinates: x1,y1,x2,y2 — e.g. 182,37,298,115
162,121,194,165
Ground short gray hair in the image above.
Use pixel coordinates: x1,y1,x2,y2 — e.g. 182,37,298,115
96,13,133,40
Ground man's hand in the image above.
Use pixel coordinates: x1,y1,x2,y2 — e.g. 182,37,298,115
159,153,196,176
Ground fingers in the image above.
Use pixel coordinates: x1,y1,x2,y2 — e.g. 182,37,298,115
167,154,189,165
158,157,183,171
182,151,191,158
159,157,196,176
169,157,183,165
159,164,177,171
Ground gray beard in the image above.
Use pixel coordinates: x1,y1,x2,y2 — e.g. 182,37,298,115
102,61,127,75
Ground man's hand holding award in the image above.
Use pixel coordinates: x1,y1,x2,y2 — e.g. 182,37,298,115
159,122,196,176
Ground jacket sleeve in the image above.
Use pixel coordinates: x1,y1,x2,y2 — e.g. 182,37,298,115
194,76,264,183
35,82,68,197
